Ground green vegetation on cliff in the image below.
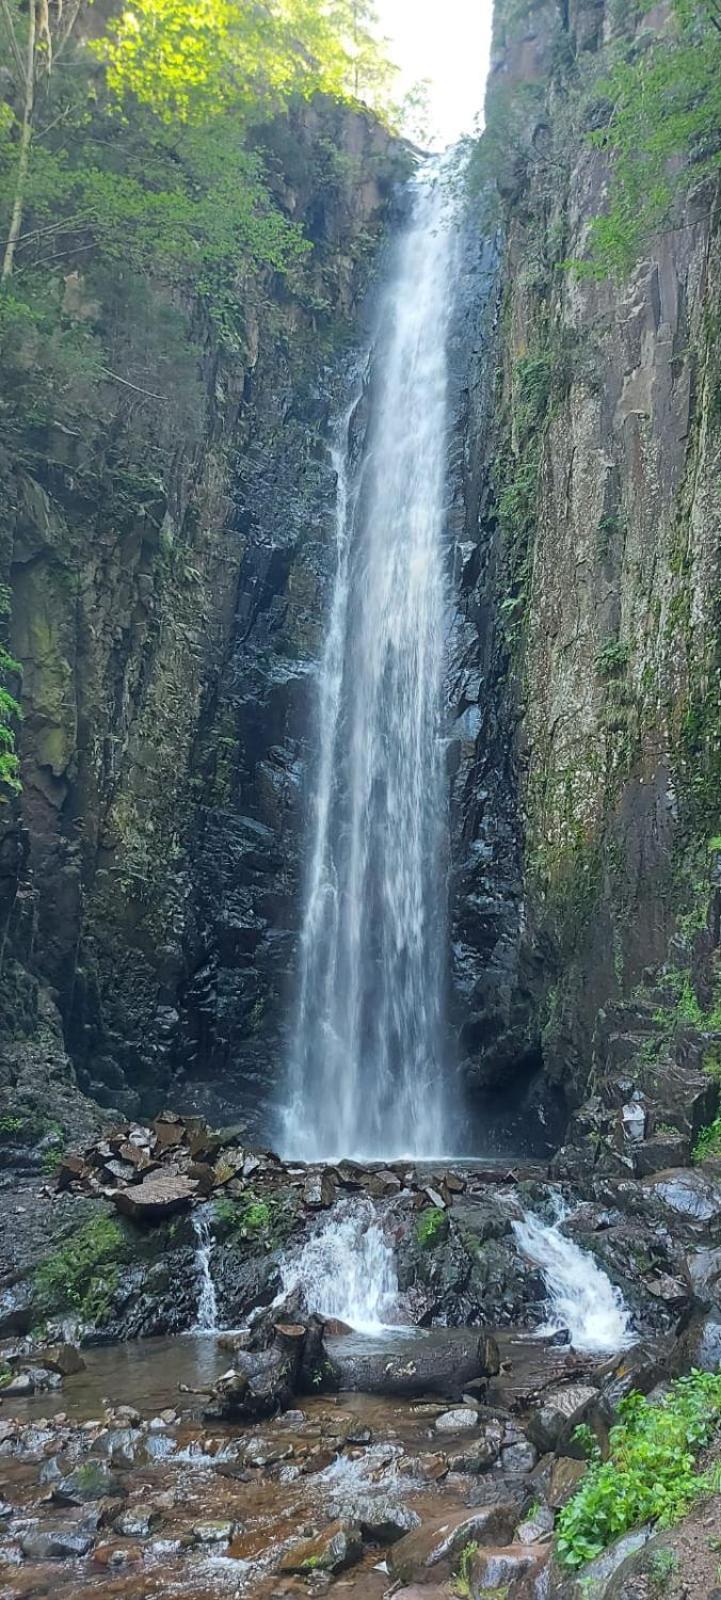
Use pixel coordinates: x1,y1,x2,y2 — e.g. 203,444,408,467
579,0,721,277
0,0,403,809
34,1214,126,1324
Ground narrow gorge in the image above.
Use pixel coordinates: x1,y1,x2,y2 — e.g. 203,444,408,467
3,0,721,1596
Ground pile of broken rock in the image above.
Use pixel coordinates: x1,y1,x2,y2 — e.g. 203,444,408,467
55,1112,285,1221
54,1110,518,1222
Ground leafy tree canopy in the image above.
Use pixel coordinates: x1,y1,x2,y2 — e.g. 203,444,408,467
98,0,396,123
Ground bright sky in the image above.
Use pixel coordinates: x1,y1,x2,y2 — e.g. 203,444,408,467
375,0,494,148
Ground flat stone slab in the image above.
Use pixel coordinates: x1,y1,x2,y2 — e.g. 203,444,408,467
113,1172,198,1220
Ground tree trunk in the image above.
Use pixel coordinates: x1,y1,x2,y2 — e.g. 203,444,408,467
2,1,36,282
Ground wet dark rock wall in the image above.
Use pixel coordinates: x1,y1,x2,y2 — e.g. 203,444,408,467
0,101,409,1138
457,0,721,1138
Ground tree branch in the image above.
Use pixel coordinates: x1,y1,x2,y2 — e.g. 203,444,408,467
99,366,166,402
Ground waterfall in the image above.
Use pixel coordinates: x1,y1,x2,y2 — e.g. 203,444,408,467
513,1211,633,1355
278,1197,402,1334
192,1208,219,1333
281,153,464,1162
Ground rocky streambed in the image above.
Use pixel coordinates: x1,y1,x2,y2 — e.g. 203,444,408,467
3,1115,721,1597
0,1326,674,1600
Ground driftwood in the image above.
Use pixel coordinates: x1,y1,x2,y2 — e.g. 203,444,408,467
324,1330,500,1398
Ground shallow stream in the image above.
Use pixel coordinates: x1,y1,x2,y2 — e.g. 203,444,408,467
0,1326,590,1600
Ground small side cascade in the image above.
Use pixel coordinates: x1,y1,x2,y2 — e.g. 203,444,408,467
512,1207,633,1355
192,1207,219,1333
278,1196,403,1335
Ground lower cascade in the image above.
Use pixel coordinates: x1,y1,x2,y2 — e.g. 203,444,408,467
512,1209,633,1355
192,1208,219,1333
278,1197,402,1335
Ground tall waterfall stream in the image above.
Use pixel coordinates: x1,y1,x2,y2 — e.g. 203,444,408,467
282,154,461,1163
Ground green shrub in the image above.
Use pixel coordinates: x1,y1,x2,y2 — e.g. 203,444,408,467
693,1117,721,1163
451,1540,480,1599
34,1214,126,1324
0,1116,24,1135
595,637,631,680
647,1548,678,1589
557,1371,721,1568
415,1206,446,1248
214,1191,290,1245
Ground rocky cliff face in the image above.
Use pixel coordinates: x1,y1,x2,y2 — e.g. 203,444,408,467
4,0,721,1163
0,100,408,1148
453,0,721,1157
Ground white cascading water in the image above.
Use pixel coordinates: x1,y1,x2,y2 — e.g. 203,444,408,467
512,1210,633,1355
192,1208,219,1332
280,154,463,1162
278,1197,401,1334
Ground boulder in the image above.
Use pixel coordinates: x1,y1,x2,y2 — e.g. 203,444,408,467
53,1461,123,1503
56,1153,90,1190
191,1519,234,1544
688,1244,721,1304
596,1339,672,1416
1,1371,33,1395
673,1306,721,1372
40,1343,86,1377
114,1507,160,1538
516,1503,554,1542
389,1504,518,1584
352,1496,421,1543
448,1423,503,1472
526,1384,601,1456
364,1169,402,1197
469,1541,551,1596
547,1454,588,1509
303,1170,336,1209
279,1520,362,1574
552,1525,653,1598
21,1527,95,1560
642,1168,721,1229
112,1172,198,1220
500,1439,538,1472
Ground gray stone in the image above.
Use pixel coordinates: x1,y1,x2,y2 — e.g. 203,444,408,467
526,1384,600,1455
500,1439,538,1473
21,1527,95,1559
434,1407,479,1433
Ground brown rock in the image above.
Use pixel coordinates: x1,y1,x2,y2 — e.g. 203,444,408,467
153,1118,184,1151
117,1142,153,1172
323,1317,353,1336
188,1127,224,1161
526,1383,600,1455
40,1343,86,1377
188,1162,216,1194
113,1172,198,1220
56,1153,89,1189
547,1454,588,1509
389,1504,518,1584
